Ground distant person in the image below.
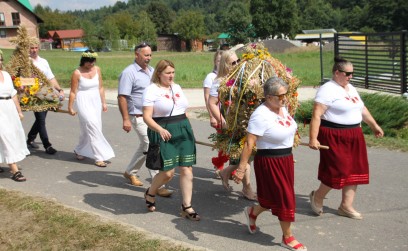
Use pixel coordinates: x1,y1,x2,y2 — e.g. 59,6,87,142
68,50,114,167
118,42,173,197
142,59,199,221
234,77,306,251
26,37,64,154
0,50,29,181
308,56,384,220
208,50,257,201
203,50,228,173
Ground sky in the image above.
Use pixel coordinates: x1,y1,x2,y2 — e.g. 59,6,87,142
28,0,128,11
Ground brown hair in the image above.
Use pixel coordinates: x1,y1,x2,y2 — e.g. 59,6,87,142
332,56,352,73
151,59,175,84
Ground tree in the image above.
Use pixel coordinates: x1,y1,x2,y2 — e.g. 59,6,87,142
34,5,78,37
135,11,157,48
365,0,407,32
251,0,299,39
171,10,205,50
221,1,254,44
146,1,176,34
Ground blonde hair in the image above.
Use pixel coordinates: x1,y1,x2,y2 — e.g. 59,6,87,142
152,59,175,84
29,37,40,46
217,50,237,79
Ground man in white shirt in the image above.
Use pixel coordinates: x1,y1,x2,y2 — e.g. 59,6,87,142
26,38,64,154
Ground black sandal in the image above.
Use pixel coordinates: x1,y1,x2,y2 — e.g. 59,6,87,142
144,188,156,212
11,171,26,182
181,204,200,221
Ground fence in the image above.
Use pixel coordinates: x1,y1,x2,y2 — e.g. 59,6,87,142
334,31,407,94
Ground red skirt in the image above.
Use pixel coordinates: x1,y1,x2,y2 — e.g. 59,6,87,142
254,154,295,222
317,126,369,189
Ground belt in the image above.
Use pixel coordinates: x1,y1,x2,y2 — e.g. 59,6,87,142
0,96,12,100
131,114,143,118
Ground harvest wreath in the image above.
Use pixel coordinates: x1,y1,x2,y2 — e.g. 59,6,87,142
208,42,301,159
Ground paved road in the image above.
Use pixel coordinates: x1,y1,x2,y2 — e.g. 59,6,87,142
1,88,407,251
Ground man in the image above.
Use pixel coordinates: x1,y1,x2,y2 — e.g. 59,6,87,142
27,38,64,154
118,42,173,197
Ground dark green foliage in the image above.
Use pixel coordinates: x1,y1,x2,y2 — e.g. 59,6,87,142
360,93,408,138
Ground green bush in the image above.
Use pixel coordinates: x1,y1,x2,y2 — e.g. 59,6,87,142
361,93,408,139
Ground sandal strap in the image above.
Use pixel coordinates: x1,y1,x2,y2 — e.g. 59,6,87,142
283,235,296,244
182,204,192,211
12,171,23,179
248,206,257,220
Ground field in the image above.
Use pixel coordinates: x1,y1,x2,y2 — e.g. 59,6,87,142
1,47,334,88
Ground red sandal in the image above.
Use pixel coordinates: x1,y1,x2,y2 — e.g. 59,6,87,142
244,206,257,234
281,236,307,251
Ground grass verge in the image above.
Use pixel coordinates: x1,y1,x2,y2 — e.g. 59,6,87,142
0,189,192,251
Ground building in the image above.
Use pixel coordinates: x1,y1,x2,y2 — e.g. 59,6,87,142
294,29,337,45
0,0,43,48
47,29,86,50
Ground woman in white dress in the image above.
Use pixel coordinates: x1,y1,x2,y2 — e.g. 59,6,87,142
0,50,29,181
68,50,114,167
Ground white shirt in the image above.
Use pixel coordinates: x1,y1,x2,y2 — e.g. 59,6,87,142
209,78,221,97
203,71,217,89
315,80,364,125
31,56,55,80
247,104,297,149
142,83,188,117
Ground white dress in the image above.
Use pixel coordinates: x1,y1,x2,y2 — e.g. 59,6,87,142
73,71,115,161
0,71,30,163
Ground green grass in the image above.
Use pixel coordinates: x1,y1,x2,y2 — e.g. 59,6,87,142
0,189,191,251
1,47,333,89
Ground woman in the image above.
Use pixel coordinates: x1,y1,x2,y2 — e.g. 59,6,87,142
234,77,306,251
142,59,199,221
203,50,228,172
68,50,115,167
308,57,384,220
0,50,29,181
208,50,257,201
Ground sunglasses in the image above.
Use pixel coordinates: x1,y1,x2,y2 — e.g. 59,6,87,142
270,92,287,101
231,59,241,66
135,42,150,51
339,70,354,76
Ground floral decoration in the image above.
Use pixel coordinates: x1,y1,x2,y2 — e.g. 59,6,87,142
208,42,301,159
5,26,61,112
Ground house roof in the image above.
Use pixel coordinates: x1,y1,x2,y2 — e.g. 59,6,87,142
52,29,84,39
18,0,33,12
295,33,335,40
15,0,43,23
218,33,230,39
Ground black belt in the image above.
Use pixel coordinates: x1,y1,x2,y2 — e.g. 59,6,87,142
321,119,360,129
153,113,187,124
0,96,11,100
256,147,292,157
131,114,143,118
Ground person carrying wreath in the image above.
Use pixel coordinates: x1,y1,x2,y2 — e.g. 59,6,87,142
233,77,307,251
308,56,384,220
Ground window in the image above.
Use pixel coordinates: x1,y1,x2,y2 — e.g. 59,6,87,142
0,29,6,38
0,13,5,26
12,12,20,25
